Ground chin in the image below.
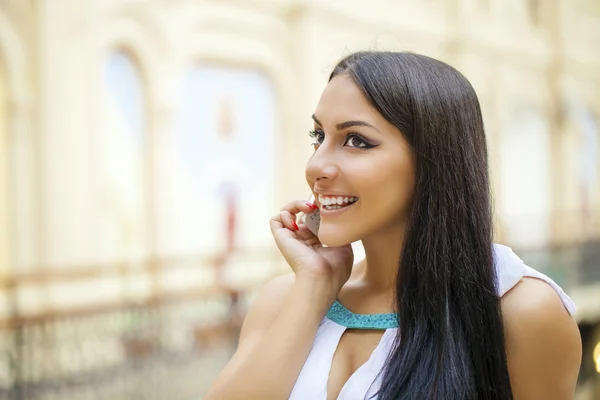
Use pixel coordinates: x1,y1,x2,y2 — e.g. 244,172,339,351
317,225,356,247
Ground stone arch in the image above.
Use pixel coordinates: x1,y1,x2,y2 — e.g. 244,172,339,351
96,49,151,265
163,28,294,258
91,10,177,276
103,50,146,137
154,31,288,275
95,14,165,108
182,29,296,193
183,31,293,111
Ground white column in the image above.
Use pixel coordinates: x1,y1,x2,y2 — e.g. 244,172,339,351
10,102,39,270
0,61,9,276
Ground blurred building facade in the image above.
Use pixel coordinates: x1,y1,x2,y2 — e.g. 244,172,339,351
0,0,599,399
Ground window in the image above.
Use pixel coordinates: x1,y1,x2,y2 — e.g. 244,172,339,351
575,108,598,230
500,106,552,246
168,66,276,259
99,51,147,262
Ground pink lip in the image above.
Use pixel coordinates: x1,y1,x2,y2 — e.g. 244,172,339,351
313,189,358,197
316,192,356,197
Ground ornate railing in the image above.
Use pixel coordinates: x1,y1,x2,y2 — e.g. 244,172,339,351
512,239,600,291
0,249,282,400
0,236,598,400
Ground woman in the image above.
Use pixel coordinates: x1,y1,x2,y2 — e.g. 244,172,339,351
205,52,582,399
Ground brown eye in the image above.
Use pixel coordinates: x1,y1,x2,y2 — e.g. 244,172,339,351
344,134,374,149
347,137,363,147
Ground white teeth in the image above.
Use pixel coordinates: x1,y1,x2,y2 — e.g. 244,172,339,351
318,195,359,209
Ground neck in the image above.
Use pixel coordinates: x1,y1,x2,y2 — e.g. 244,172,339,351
356,222,406,296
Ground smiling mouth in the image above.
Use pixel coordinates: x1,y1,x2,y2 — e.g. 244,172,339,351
318,195,359,211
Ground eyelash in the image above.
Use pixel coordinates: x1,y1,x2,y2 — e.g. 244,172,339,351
308,129,376,149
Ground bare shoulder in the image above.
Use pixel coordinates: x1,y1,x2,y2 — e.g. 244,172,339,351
238,272,296,344
203,274,296,397
502,277,582,399
250,272,296,307
501,276,572,320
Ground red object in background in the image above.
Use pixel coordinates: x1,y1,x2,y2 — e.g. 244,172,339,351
226,188,237,253
213,97,240,299
214,183,238,289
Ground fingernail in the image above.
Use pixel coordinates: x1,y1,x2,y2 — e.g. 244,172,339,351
291,220,299,230
306,202,318,210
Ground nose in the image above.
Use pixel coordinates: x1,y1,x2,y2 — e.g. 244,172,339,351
305,146,340,184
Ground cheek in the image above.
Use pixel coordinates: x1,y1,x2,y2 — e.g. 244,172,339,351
361,157,415,219
316,159,414,246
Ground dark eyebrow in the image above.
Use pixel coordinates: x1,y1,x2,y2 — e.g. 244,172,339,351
312,114,323,126
336,120,380,133
311,114,380,133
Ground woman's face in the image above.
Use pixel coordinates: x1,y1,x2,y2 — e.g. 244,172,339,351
306,74,416,247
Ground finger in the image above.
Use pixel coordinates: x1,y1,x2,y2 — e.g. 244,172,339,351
280,210,299,231
269,211,298,234
269,211,287,232
280,199,319,216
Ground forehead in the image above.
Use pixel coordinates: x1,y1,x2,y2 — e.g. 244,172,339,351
314,75,381,124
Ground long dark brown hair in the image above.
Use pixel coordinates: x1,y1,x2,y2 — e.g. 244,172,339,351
330,52,513,400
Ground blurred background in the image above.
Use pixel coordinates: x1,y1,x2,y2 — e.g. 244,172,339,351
0,0,598,399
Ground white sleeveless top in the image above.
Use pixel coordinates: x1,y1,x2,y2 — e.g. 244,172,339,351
289,244,576,400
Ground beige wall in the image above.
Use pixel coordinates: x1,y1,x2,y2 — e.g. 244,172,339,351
0,0,598,313
0,1,37,274
0,59,8,275
25,1,600,264
0,1,596,249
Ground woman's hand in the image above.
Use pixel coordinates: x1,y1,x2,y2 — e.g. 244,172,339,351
270,200,354,295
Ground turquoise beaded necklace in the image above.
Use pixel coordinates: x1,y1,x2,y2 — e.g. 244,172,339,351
326,300,399,330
